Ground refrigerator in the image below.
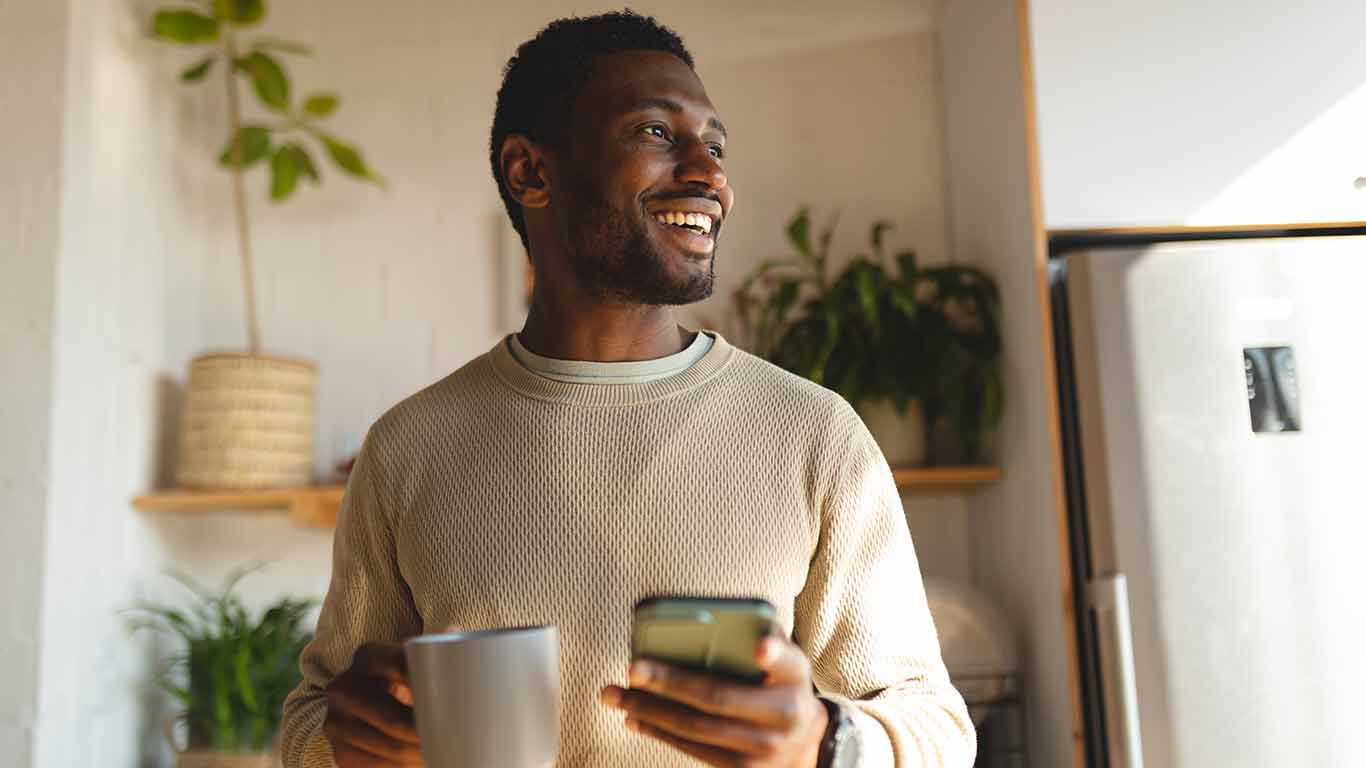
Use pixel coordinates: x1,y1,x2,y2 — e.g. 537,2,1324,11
1049,230,1366,768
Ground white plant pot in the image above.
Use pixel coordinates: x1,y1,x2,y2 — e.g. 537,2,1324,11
860,399,927,468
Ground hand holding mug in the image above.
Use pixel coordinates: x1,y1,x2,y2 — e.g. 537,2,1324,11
324,642,424,766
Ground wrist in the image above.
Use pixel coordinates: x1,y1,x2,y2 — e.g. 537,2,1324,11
804,695,831,767
813,696,861,768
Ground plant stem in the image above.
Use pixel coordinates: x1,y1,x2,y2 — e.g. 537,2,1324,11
223,25,261,354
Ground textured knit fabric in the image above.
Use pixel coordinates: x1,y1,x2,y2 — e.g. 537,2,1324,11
509,330,714,384
280,333,975,767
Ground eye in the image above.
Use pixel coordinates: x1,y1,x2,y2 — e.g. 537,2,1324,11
641,124,670,141
708,143,725,159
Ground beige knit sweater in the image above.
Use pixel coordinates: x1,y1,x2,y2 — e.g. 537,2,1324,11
280,334,974,767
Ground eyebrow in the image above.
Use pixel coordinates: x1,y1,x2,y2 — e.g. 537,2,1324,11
626,97,728,140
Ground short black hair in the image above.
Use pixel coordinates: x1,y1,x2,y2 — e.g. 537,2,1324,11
489,10,695,251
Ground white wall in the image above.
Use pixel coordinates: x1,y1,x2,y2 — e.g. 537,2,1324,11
25,1,963,765
942,1,1078,766
0,1,68,764
1030,0,1366,229
686,28,977,584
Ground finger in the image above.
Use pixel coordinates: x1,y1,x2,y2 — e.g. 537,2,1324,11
629,660,792,728
329,683,421,745
324,711,424,765
615,688,784,757
389,680,414,707
331,741,423,768
628,717,742,768
754,636,811,686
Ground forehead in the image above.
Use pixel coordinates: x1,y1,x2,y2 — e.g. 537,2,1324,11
573,50,716,121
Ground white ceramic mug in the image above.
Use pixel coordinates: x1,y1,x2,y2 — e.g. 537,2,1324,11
404,626,560,768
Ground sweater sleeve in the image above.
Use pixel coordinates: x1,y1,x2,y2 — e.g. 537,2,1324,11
793,408,976,766
279,432,423,768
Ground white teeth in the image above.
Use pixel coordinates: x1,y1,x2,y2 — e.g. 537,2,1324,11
654,211,714,235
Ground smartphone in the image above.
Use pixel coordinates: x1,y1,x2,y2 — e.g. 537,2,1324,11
631,596,778,683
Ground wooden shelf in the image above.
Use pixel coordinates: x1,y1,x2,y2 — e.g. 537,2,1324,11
893,466,1003,493
132,485,345,528
131,467,1001,527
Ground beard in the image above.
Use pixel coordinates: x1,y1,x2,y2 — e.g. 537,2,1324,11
561,184,716,306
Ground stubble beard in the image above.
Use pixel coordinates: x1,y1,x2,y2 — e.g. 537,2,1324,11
564,188,716,306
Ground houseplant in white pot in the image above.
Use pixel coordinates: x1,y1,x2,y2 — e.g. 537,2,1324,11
733,208,1003,466
150,0,382,489
127,567,316,768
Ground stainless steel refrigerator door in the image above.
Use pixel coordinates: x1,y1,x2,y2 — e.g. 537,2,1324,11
1068,236,1366,768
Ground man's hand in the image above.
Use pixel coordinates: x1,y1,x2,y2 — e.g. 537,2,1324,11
323,642,423,766
600,635,829,767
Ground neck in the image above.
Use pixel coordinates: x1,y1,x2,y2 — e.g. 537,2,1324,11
519,290,690,362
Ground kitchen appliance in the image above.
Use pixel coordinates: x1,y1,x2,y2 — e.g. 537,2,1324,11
1050,228,1366,768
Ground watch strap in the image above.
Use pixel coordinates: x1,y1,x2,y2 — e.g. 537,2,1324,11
815,696,855,768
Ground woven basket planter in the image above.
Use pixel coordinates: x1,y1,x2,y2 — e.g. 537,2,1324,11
176,353,317,490
174,750,274,768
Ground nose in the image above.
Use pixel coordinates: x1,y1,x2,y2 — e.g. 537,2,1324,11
676,140,727,194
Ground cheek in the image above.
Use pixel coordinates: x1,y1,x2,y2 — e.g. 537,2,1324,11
613,151,673,200
720,186,736,218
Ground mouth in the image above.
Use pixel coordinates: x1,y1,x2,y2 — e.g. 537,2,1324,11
647,208,719,256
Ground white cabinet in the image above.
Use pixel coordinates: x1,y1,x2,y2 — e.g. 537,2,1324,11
1030,0,1366,230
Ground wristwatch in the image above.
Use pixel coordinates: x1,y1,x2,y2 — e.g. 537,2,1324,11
815,696,861,768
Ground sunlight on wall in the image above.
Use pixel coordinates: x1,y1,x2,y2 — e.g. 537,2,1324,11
1190,80,1366,225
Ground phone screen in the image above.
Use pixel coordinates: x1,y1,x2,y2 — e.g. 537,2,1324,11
631,596,777,683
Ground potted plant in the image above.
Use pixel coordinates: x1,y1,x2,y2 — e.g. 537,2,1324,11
149,0,382,490
734,208,1004,466
127,566,316,767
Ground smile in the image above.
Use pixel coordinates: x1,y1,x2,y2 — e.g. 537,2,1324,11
652,210,714,235
650,210,716,255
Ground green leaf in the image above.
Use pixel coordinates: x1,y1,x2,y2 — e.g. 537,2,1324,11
854,263,880,331
234,51,289,112
895,250,918,281
251,37,314,56
302,93,339,117
269,143,319,201
320,133,382,184
816,211,839,277
269,146,300,201
808,310,841,385
870,220,892,259
217,124,271,168
786,208,812,260
181,56,215,82
153,10,219,44
983,366,1005,428
212,0,265,25
294,144,320,183
889,282,917,319
770,279,801,327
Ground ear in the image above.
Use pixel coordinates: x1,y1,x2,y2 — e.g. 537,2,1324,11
499,134,552,210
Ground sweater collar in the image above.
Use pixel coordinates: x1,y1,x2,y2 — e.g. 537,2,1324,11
487,331,737,406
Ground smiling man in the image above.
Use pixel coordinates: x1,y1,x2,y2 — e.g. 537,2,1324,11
280,10,973,768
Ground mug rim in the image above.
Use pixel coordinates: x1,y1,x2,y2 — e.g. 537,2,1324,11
405,624,555,646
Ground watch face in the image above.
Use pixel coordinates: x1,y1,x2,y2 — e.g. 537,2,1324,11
831,717,862,768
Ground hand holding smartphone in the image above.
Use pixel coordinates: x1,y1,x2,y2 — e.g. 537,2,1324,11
609,596,836,765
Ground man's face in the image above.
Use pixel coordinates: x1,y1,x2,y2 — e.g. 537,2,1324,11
552,50,734,306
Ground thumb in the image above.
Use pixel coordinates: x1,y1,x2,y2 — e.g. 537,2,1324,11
755,636,812,686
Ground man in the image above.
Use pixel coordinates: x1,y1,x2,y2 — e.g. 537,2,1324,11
280,10,973,767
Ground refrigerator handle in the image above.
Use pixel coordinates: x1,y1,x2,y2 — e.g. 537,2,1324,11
1089,573,1145,768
